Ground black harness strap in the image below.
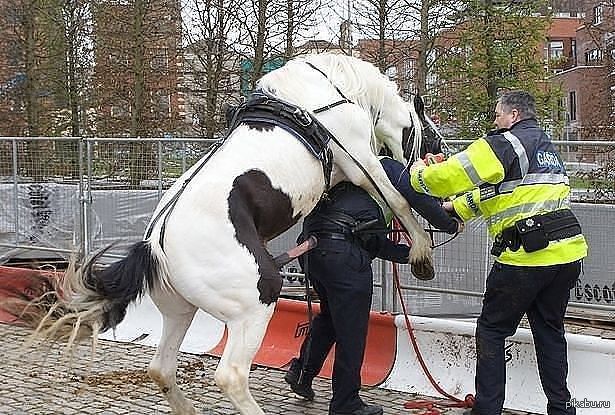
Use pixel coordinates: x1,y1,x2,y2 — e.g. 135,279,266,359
144,138,226,249
304,62,352,103
313,99,351,114
229,91,336,193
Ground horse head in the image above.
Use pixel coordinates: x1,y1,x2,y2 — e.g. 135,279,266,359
370,83,416,164
399,95,443,162
372,92,443,166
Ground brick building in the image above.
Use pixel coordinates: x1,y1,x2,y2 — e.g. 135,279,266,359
544,17,585,73
550,0,615,141
0,0,69,137
357,39,419,102
92,0,184,137
0,1,25,136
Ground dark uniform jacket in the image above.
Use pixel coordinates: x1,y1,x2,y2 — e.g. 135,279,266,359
302,182,409,263
380,157,458,235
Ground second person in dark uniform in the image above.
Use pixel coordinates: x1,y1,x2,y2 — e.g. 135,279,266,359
285,157,462,415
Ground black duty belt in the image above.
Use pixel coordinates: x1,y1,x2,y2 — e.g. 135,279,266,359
313,231,353,241
492,209,582,256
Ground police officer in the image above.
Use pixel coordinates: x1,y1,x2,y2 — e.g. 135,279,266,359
285,158,462,415
409,90,587,415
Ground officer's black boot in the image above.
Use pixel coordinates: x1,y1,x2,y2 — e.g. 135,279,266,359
329,403,383,415
284,358,315,401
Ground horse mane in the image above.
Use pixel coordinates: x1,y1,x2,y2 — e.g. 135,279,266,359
257,53,397,125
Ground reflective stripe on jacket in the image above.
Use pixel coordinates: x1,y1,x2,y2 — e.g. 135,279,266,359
410,119,588,266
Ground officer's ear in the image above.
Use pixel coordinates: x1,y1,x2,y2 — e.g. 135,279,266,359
511,108,521,123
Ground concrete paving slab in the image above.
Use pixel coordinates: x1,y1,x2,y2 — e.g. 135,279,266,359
0,324,533,415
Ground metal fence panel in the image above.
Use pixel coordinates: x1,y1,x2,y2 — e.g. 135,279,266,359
0,137,613,316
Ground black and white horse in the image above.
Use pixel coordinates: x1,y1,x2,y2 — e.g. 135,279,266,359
21,53,438,415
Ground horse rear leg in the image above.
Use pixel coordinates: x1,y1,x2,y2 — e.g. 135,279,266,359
148,289,197,415
214,304,275,415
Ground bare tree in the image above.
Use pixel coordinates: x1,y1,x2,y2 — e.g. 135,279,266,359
352,0,460,102
92,0,182,138
182,0,243,138
229,0,322,90
282,0,322,59
353,0,408,73
59,0,92,137
401,0,462,96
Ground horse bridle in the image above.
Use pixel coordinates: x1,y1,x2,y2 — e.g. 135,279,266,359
305,61,383,129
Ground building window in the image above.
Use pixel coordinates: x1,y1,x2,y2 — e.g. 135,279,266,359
569,91,576,121
593,5,603,25
152,90,170,118
571,39,577,66
151,48,169,71
108,52,130,67
549,41,564,60
111,101,130,118
585,48,604,65
8,45,21,67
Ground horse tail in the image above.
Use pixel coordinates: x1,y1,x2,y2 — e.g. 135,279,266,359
13,241,168,350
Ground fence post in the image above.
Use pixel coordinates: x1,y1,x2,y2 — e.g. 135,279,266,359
380,259,388,312
82,139,94,256
12,139,19,245
181,140,187,173
158,140,163,200
78,139,86,255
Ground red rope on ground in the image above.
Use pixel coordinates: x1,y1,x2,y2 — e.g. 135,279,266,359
391,219,475,415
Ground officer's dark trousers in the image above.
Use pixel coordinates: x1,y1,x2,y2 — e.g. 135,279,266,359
473,260,581,415
297,239,373,413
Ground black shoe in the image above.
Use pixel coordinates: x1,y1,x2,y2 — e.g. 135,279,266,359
329,403,383,415
462,409,479,415
284,358,315,401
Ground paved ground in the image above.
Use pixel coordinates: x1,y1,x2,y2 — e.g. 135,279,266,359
0,324,532,415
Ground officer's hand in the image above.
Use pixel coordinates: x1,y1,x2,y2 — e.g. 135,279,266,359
409,158,426,173
442,201,454,212
454,218,465,234
424,153,446,165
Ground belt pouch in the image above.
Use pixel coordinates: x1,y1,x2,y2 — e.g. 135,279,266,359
515,216,549,253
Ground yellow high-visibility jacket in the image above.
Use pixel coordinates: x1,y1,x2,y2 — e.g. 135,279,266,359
410,119,587,266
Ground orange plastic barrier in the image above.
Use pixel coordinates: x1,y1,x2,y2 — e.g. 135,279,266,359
0,265,57,324
208,298,397,386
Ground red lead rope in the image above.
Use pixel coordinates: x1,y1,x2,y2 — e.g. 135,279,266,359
391,219,475,414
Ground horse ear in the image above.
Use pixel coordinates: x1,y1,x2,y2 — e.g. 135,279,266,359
413,95,426,121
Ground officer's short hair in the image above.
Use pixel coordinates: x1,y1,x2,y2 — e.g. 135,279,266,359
498,91,536,120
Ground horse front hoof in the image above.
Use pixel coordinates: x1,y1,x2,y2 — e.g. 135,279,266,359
410,260,435,281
